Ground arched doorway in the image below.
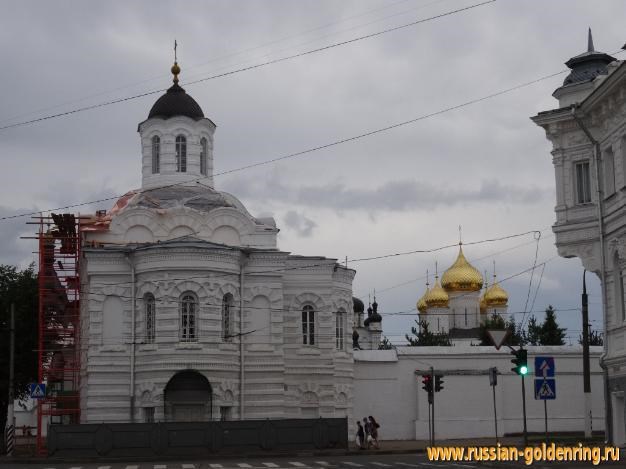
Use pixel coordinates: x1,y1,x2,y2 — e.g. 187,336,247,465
164,370,213,422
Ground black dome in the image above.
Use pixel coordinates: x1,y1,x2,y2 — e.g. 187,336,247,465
148,83,204,120
353,297,364,313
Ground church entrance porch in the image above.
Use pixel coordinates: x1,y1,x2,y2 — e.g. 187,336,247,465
164,370,213,422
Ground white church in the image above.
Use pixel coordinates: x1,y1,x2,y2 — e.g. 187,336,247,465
79,60,357,424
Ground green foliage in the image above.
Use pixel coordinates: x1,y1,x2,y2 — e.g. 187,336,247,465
579,328,604,346
378,336,395,350
524,315,541,346
0,264,39,432
406,320,452,346
477,314,524,346
539,305,566,346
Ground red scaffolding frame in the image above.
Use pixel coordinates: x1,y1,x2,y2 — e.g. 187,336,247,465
32,214,81,454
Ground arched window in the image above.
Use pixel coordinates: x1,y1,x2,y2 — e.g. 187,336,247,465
302,305,315,345
180,292,197,341
614,253,625,322
144,293,156,344
200,137,208,176
335,308,345,350
176,135,187,173
222,293,234,342
151,136,160,174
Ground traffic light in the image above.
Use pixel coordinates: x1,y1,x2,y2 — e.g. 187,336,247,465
421,374,433,394
434,375,444,392
510,348,528,376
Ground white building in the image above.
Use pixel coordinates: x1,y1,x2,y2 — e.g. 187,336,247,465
532,31,626,445
79,61,356,424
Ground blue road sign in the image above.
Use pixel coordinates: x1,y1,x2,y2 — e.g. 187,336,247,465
535,378,556,400
535,356,555,378
29,383,46,399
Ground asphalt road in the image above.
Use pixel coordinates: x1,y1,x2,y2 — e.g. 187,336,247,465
0,452,622,469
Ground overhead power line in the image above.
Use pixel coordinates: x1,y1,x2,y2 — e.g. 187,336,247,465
0,0,496,132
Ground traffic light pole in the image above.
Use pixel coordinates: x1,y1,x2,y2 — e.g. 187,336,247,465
521,374,528,447
430,366,435,447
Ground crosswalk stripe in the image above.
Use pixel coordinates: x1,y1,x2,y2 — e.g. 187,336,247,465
69,467,82,469
342,463,364,467
289,463,307,467
154,465,167,469
262,464,280,468
209,465,224,468
371,463,392,467
97,466,111,469
182,465,196,469
126,466,139,469
237,464,253,468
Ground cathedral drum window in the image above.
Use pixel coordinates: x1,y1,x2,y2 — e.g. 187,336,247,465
180,292,197,341
335,308,346,350
302,304,315,345
222,293,234,342
151,135,160,174
144,293,156,344
200,137,208,176
176,135,187,172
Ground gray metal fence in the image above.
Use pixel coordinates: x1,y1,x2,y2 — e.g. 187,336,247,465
47,418,348,458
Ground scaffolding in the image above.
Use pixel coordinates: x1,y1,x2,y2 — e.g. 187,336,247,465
31,214,81,454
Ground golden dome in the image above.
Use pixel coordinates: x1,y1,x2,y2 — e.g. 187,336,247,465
417,288,429,313
171,61,181,83
441,245,484,292
424,277,449,308
484,276,509,307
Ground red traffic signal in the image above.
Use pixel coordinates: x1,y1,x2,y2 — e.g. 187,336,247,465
421,374,433,394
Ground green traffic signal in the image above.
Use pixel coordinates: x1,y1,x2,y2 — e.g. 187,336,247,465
510,348,528,376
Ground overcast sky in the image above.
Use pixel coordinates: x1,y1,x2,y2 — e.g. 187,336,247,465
1,0,624,344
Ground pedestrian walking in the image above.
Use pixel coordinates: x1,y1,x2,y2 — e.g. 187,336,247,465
368,416,380,449
362,417,371,449
356,421,365,449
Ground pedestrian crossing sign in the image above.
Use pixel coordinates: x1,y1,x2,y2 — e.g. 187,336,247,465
29,383,46,399
534,378,556,400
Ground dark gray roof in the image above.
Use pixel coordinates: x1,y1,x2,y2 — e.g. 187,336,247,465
353,297,364,313
563,30,616,86
148,83,204,120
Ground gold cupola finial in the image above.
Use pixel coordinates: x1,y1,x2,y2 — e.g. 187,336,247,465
171,39,181,84
484,261,509,307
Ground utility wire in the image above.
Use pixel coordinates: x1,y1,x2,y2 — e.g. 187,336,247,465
0,0,495,132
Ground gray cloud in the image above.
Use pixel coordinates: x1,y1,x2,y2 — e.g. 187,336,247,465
283,210,317,237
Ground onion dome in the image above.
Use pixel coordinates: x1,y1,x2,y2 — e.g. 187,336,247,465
417,287,429,313
441,245,483,292
484,275,509,307
364,303,373,326
424,277,449,308
353,297,365,314
563,29,616,86
369,298,382,323
148,61,205,120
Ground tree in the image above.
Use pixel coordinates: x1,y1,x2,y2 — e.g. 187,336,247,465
378,336,395,350
477,314,525,346
406,320,452,346
579,328,604,346
0,264,38,438
524,315,541,346
539,306,566,345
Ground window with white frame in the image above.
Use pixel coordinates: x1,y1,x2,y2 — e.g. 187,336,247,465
335,309,345,350
180,292,197,341
222,293,234,342
176,135,187,172
604,148,616,196
144,293,156,344
151,136,160,174
302,305,315,345
200,137,208,176
575,161,591,204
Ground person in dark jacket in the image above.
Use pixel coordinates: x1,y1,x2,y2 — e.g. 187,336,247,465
356,421,365,449
368,415,380,449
